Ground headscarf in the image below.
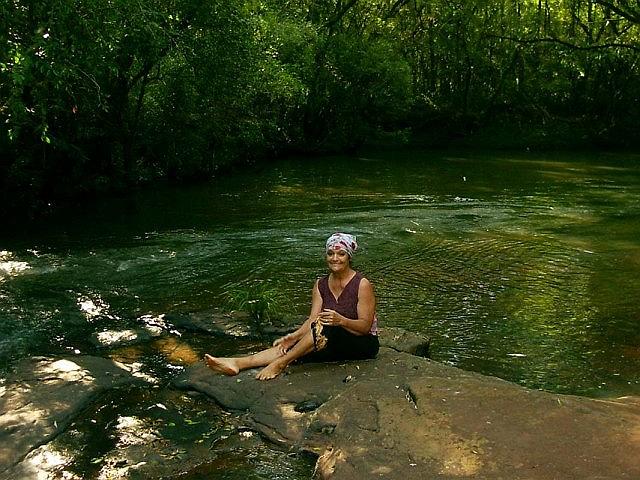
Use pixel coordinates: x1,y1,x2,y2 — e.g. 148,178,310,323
325,233,358,258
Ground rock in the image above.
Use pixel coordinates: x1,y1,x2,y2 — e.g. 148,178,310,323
378,326,430,357
163,312,217,334
0,356,144,477
5,324,637,480
174,348,640,479
165,310,254,337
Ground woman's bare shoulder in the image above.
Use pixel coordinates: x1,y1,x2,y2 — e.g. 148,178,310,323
358,275,374,290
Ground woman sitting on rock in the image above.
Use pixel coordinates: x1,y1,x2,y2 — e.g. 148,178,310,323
204,233,379,380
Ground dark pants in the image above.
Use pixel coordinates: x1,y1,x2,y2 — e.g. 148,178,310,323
302,322,379,363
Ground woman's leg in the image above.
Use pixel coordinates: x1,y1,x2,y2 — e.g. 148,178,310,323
204,344,285,376
256,328,316,380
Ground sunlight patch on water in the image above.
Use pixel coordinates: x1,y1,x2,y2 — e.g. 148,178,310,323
138,313,173,335
95,330,142,347
114,415,159,446
77,293,116,321
452,196,475,203
0,250,31,281
25,444,77,479
114,361,159,384
152,337,201,365
393,194,436,204
109,346,145,364
93,415,160,480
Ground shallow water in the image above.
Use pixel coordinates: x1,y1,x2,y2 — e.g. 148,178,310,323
2,149,640,476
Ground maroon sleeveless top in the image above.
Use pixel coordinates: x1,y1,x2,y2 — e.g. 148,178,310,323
318,272,378,335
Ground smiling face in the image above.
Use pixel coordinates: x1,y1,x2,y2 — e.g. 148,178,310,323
326,248,350,273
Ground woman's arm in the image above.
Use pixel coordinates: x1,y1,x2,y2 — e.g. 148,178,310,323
318,277,376,335
273,280,323,350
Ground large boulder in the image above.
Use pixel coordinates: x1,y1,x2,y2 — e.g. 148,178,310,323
174,347,640,479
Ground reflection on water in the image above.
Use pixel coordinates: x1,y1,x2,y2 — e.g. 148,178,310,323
1,150,640,400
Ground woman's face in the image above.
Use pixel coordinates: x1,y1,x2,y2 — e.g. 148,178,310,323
326,249,350,272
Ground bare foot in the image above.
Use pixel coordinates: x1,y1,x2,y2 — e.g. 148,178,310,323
204,354,239,376
256,361,286,380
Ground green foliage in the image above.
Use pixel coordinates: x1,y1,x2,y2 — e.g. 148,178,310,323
138,0,259,179
315,34,412,148
224,281,284,330
2,0,640,215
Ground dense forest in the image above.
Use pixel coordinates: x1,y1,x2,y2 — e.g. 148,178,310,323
2,0,639,216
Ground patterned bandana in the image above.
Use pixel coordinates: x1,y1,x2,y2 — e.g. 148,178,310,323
325,233,358,257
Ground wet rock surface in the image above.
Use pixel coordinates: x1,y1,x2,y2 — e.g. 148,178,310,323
175,347,640,479
0,356,144,476
0,322,430,479
0,352,315,480
3,321,639,480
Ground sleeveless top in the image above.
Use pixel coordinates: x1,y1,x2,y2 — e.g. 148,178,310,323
318,272,378,335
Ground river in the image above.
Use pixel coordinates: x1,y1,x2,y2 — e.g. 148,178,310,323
2,148,640,477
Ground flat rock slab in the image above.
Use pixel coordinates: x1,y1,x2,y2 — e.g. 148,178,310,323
0,356,143,475
174,348,640,479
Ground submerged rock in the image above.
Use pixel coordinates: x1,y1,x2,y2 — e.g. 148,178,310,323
165,310,255,337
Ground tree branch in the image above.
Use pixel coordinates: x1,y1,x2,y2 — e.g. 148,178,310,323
487,34,640,53
386,0,411,19
591,0,640,23
324,0,359,33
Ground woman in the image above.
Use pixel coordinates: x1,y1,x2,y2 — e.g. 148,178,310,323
204,233,379,380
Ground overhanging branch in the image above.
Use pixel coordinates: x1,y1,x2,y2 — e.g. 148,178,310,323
324,0,359,32
591,0,640,24
487,34,640,53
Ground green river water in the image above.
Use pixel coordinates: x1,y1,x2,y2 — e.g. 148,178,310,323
2,149,640,477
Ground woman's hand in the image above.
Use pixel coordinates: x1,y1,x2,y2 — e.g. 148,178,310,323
273,333,297,354
318,309,343,327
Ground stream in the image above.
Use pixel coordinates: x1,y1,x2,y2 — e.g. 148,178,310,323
2,149,640,477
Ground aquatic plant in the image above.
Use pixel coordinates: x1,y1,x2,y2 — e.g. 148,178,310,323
224,282,283,333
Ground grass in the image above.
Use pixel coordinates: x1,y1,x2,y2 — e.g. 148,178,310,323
223,281,283,334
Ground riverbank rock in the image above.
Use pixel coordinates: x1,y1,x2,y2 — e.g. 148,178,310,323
378,326,430,357
0,355,144,478
165,310,255,337
173,348,640,479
